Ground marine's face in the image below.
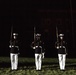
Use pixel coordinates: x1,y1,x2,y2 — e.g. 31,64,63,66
36,36,40,40
13,36,17,39
60,36,63,40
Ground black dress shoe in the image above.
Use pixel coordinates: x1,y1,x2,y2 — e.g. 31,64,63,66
10,69,14,72
38,69,42,71
14,69,18,71
60,69,65,71
36,69,41,71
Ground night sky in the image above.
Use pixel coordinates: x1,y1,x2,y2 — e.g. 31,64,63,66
0,0,76,57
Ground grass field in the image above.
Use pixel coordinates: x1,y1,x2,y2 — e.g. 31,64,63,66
0,57,76,75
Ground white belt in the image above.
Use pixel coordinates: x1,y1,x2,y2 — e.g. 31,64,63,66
9,45,18,48
60,46,65,48
35,46,42,48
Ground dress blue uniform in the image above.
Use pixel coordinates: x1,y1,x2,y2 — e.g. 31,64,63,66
31,33,45,70
55,34,67,70
9,33,19,70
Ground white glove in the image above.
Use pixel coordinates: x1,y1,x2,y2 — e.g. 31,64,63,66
33,47,36,49
42,53,45,59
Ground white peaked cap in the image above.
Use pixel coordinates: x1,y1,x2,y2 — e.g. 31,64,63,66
59,34,64,37
13,33,18,36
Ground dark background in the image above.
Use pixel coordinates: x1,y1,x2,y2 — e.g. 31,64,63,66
0,0,76,58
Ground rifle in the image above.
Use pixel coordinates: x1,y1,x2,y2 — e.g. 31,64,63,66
56,26,59,47
34,27,36,47
10,25,13,47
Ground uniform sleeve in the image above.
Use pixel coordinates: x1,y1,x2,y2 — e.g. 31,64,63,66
31,42,34,48
42,42,45,53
